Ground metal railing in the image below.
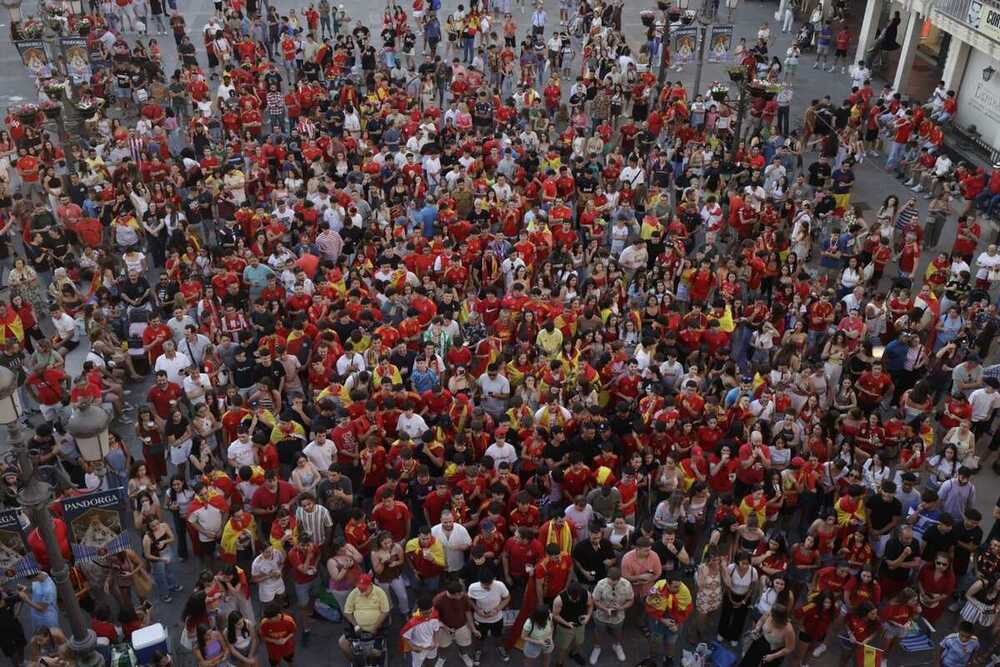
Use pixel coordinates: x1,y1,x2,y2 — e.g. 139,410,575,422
934,0,1000,36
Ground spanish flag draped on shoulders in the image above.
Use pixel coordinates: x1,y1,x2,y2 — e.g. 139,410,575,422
400,606,442,653
645,578,693,624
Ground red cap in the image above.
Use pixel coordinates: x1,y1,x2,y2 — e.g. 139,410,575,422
790,457,805,468
357,574,373,590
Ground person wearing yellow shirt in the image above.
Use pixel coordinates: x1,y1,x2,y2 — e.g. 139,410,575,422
536,321,564,358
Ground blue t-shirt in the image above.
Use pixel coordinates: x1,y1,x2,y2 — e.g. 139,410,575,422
940,633,979,667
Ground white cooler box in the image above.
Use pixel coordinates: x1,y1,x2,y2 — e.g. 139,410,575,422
131,623,169,664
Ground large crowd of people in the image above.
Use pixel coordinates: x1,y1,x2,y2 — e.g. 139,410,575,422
0,0,999,666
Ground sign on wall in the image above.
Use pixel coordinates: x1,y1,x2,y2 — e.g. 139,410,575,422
956,47,1000,151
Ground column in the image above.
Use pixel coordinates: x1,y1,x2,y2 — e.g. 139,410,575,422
941,39,971,92
893,10,922,93
854,0,884,66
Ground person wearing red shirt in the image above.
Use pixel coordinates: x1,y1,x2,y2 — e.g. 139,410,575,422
533,543,573,604
502,526,543,593
250,471,299,537
146,371,184,420
422,480,452,526
371,489,412,542
508,493,542,530
885,110,914,172
856,363,894,410
736,435,770,499
811,561,852,601
259,603,297,665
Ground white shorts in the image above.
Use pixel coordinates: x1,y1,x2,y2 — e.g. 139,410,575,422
170,439,192,465
411,646,438,666
436,625,472,648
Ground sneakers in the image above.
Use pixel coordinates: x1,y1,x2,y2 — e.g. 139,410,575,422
170,585,184,592
571,653,587,666
812,62,819,69
460,655,475,667
160,596,172,603
473,650,482,667
435,659,447,667
841,66,847,73
613,644,626,662
912,184,923,192
590,648,602,665
497,646,510,663
904,179,915,185
827,65,835,72
813,644,828,658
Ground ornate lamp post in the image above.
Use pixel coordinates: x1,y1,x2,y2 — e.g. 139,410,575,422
1,0,22,25
0,367,103,667
66,401,111,481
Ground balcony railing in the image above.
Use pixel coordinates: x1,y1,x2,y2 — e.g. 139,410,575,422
935,0,1000,41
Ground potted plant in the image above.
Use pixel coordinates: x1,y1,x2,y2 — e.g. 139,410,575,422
43,81,64,100
640,9,655,26
667,7,681,21
73,99,98,118
19,17,44,38
39,99,61,119
10,103,39,125
726,66,745,83
709,82,729,102
75,16,91,35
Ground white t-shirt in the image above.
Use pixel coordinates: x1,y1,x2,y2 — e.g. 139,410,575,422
252,551,286,602
467,581,510,623
484,442,518,469
154,351,192,384
228,439,256,468
303,439,336,472
968,388,1000,422
431,523,473,572
52,313,77,342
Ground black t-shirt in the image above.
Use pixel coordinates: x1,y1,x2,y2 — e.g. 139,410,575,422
807,161,831,187
572,538,615,582
921,525,958,562
881,537,919,580
255,361,285,389
952,523,983,574
865,494,901,532
317,476,353,511
542,442,569,466
653,540,684,574
232,357,257,390
122,277,152,304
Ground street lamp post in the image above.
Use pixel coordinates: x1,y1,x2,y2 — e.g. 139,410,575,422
66,400,112,484
657,5,672,87
1,0,22,34
0,367,103,667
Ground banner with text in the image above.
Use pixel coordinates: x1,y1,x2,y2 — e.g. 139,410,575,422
673,26,699,65
0,509,37,582
63,488,131,562
59,37,93,86
14,40,49,79
707,25,734,63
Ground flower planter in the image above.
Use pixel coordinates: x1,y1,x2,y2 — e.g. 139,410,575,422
640,10,655,26
657,0,670,9
74,104,97,118
667,9,681,21
77,24,89,35
41,104,61,119
710,89,728,102
727,68,745,83
44,86,64,101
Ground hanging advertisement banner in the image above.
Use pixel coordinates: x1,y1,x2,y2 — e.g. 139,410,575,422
0,509,37,582
62,488,131,562
707,24,734,62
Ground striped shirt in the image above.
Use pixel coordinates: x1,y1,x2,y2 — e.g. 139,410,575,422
295,504,333,545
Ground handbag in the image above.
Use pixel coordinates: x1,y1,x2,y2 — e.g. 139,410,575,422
132,566,154,599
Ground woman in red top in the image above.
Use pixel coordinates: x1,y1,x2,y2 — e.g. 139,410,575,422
788,534,821,596
794,592,834,664
843,602,881,657
918,553,956,623
9,293,43,352
880,587,920,654
843,566,881,613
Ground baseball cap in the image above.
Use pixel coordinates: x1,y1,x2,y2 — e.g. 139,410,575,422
357,574,373,590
